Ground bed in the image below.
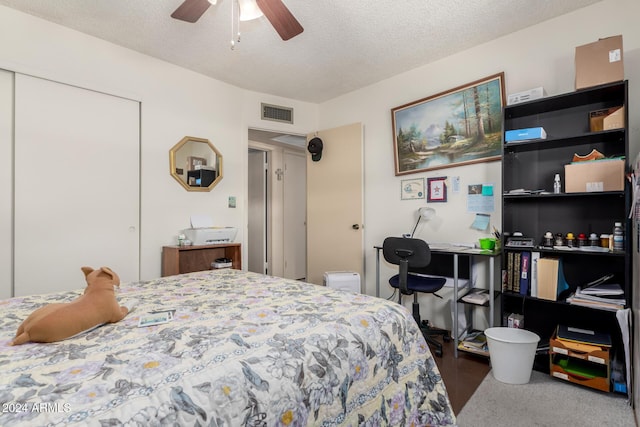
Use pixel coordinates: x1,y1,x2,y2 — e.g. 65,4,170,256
0,269,456,426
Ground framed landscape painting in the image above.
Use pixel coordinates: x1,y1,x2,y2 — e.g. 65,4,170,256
391,73,505,176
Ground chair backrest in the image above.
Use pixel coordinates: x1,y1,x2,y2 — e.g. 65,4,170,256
383,237,433,295
382,237,431,268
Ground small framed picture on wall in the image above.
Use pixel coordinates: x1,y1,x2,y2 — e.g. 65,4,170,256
427,177,447,202
401,178,425,200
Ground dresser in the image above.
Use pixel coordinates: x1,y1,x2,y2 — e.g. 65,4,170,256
161,243,242,276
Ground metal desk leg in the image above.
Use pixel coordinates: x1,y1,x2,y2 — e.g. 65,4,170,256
453,253,459,358
375,247,381,298
489,256,495,328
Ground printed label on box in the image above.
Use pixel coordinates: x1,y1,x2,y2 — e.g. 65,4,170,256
609,48,621,63
586,182,604,192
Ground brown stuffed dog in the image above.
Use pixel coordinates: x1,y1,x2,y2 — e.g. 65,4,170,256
11,266,129,345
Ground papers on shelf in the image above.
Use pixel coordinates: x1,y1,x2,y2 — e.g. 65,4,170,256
504,189,545,195
580,282,623,296
567,283,625,311
566,275,625,311
461,289,490,305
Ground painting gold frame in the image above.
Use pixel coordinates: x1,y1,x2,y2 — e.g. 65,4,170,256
391,73,505,175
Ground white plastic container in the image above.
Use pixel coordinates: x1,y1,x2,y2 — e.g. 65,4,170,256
484,327,540,384
323,271,361,293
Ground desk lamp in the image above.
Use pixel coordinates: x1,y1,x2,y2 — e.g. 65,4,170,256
410,207,436,238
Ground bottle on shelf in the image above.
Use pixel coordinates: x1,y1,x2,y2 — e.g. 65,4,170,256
613,222,624,251
553,173,561,194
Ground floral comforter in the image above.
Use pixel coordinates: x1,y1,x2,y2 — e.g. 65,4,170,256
0,269,455,426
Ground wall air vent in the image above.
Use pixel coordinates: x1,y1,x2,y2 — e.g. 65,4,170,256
261,103,294,124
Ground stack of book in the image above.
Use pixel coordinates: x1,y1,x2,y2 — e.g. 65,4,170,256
457,330,489,356
566,278,625,311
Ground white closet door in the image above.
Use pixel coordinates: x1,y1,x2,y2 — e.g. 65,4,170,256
0,69,13,299
14,74,139,296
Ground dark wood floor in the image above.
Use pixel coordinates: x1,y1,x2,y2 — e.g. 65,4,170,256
432,338,491,415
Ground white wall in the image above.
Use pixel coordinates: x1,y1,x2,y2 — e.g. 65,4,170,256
0,70,12,299
0,6,318,281
318,0,640,330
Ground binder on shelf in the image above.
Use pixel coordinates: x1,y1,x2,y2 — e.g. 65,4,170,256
557,324,612,347
530,251,540,298
519,251,531,296
513,252,521,293
506,252,514,292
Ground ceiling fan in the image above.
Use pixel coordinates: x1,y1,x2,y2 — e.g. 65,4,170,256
171,0,304,41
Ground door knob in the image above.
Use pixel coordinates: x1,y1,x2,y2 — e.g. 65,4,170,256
352,224,360,230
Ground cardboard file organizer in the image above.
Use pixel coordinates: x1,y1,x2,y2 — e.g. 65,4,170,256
549,329,610,392
589,106,625,132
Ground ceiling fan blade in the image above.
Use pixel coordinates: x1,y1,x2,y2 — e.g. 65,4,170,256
256,0,304,41
171,0,212,23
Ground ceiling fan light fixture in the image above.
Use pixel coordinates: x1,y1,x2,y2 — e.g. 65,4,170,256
238,0,263,21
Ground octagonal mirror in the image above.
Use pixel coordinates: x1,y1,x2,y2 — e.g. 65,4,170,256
169,136,223,191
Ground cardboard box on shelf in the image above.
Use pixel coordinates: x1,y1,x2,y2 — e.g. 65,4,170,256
589,106,625,131
507,87,546,105
507,313,524,328
564,159,625,193
575,35,624,90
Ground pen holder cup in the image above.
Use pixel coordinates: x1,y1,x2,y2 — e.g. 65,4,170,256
479,238,496,250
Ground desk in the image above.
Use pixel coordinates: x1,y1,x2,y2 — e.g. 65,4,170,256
374,243,501,358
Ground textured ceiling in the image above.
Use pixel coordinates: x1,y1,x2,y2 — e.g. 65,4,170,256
0,0,601,103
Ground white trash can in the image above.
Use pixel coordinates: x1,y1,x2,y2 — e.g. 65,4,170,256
484,327,540,384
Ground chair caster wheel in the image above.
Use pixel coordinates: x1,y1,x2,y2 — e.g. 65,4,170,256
443,335,451,342
434,349,443,357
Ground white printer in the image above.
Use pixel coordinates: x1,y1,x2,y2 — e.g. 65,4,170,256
183,227,237,245
323,271,361,293
182,214,237,245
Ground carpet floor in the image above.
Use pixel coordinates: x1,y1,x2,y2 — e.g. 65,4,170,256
456,370,635,426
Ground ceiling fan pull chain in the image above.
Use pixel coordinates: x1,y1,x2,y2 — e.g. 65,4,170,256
230,0,237,49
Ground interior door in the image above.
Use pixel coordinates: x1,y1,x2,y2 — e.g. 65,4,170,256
247,149,267,274
283,151,306,280
14,74,140,296
306,123,363,285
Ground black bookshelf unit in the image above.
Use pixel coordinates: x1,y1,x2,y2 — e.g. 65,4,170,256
500,81,631,385
187,169,216,187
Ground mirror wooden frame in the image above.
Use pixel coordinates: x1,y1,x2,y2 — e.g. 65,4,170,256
169,136,223,191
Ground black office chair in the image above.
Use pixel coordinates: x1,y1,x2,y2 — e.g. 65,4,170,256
382,236,450,357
